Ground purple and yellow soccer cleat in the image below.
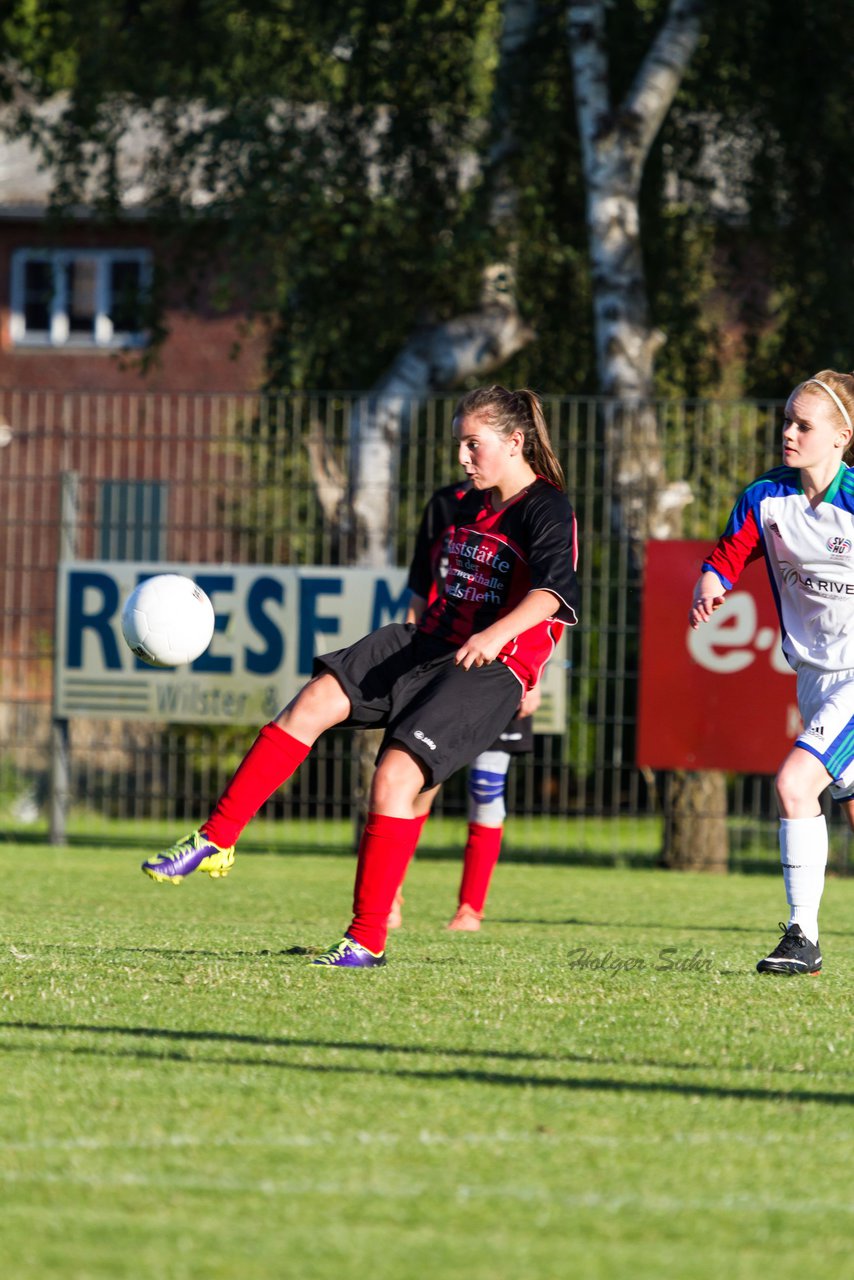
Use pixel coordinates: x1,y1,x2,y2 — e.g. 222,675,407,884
310,934,387,968
142,830,235,884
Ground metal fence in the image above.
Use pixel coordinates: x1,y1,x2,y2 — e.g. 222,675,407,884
0,388,848,871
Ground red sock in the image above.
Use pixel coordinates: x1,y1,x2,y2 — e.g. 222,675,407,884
458,823,504,914
348,813,422,954
201,723,310,848
394,812,430,898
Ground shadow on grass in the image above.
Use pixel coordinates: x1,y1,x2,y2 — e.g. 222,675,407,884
0,1018,851,1106
3,828,793,875
9,942,323,960
8,917,853,957
488,917,854,937
3,828,656,865
490,917,767,934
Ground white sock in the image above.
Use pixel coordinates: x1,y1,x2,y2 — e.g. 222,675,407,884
779,816,827,944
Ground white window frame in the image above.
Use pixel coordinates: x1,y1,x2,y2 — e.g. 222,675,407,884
10,248,153,349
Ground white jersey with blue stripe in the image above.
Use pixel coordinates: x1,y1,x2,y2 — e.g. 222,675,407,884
703,464,854,673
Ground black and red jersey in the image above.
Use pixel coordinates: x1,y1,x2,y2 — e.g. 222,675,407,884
407,480,474,604
410,478,579,691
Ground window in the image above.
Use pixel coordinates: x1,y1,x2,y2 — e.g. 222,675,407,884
10,249,152,348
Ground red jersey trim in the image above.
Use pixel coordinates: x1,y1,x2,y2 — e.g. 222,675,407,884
703,508,763,590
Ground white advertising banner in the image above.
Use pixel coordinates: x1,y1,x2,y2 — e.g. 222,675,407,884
54,561,567,731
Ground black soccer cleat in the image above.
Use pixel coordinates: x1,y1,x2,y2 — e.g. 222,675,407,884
756,922,822,975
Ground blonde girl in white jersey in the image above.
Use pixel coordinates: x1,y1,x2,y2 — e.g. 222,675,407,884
691,370,854,975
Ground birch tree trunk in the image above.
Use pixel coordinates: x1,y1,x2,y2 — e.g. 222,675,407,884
567,0,727,872
312,0,542,566
310,0,543,841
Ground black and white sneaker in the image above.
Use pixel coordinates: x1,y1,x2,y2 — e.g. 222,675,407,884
756,922,822,975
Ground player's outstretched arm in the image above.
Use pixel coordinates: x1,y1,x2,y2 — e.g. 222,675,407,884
689,571,727,629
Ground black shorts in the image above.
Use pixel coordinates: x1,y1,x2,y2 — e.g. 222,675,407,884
313,623,523,788
489,711,534,755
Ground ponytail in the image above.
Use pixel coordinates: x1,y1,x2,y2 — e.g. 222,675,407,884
515,390,565,490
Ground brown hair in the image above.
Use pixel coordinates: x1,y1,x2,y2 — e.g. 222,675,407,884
452,385,565,490
799,370,854,458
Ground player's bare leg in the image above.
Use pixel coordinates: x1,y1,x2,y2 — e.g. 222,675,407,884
840,797,854,832
143,674,352,884
274,672,352,743
757,746,828,975
313,746,431,967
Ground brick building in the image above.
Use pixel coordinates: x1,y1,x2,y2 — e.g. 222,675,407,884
0,120,273,717
0,118,269,394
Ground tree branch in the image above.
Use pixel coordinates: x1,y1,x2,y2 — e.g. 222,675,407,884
622,0,705,163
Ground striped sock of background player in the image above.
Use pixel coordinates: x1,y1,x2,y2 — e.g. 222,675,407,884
457,824,504,915
202,723,311,849
779,815,828,943
456,751,511,915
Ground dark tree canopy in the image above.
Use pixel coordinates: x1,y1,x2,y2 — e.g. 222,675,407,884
3,0,853,398
651,0,854,396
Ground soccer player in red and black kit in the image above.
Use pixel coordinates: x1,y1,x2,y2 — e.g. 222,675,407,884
142,386,580,968
388,479,544,933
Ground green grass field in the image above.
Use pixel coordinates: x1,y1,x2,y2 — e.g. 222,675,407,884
1,840,852,1279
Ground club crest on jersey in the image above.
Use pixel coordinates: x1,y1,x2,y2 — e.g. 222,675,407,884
826,536,852,556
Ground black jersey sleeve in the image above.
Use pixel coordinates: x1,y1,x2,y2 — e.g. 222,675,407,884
523,483,579,625
407,499,438,600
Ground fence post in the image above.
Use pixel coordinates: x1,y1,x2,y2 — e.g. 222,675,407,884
49,470,79,846
49,717,70,846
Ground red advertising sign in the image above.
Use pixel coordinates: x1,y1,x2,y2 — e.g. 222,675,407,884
636,540,800,773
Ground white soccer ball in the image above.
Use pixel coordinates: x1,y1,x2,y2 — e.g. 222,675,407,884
121,574,215,668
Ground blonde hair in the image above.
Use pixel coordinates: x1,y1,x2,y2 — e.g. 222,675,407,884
800,370,854,450
452,386,565,490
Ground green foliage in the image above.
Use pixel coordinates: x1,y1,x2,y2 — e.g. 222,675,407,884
6,1,854,399
4,1,506,388
661,0,854,397
496,3,595,393
2,845,854,1278
0,0,598,393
